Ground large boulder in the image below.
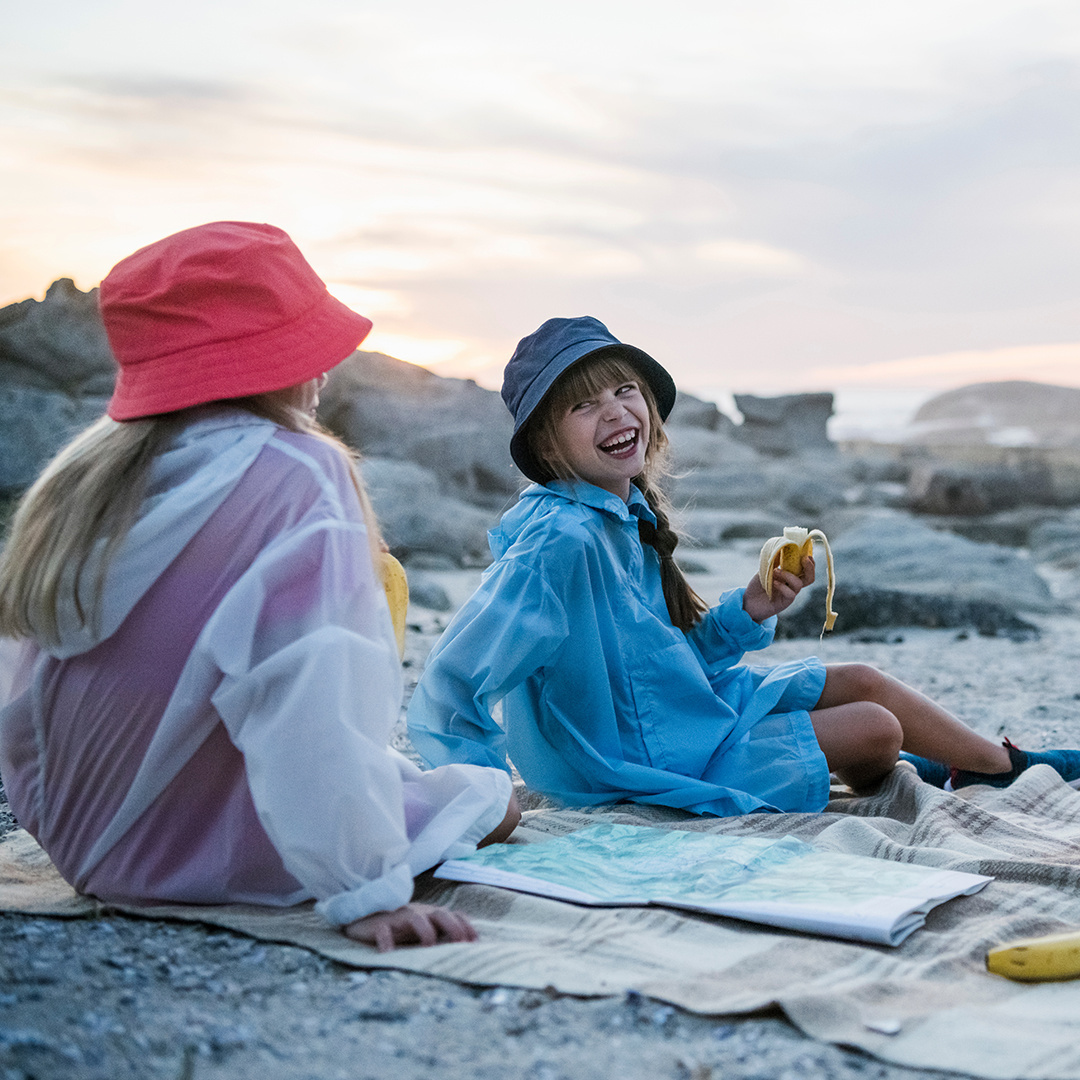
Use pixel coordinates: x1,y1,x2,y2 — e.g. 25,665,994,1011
319,351,519,507
361,457,497,567
906,381,1080,449
666,391,737,433
732,392,835,457
0,279,115,395
0,388,110,494
823,509,1057,613
905,459,1057,514
0,281,116,493
775,583,1040,640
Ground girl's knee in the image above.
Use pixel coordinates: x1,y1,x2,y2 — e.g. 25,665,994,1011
863,703,903,764
824,662,891,703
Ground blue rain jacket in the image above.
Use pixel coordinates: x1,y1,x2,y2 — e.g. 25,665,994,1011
407,480,831,817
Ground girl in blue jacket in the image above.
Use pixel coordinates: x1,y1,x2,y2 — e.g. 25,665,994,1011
407,317,1080,815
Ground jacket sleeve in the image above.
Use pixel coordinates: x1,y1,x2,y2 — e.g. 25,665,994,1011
686,587,776,673
204,503,511,927
407,555,569,774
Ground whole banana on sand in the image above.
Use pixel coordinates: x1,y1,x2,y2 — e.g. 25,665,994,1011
757,526,838,634
986,930,1080,982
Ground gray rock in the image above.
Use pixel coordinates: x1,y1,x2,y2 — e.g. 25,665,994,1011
1029,511,1080,568
320,351,519,505
0,279,116,395
905,459,1056,514
676,509,787,547
0,388,109,494
404,572,453,612
826,510,1057,613
907,380,1080,449
668,464,773,509
732,392,835,457
666,426,759,471
775,583,1040,640
767,456,850,517
918,508,1064,549
666,391,736,433
362,457,497,567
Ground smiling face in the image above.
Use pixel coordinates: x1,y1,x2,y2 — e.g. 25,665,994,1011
550,380,650,500
531,354,661,502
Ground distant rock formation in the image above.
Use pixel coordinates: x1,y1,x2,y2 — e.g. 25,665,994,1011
733,392,834,456
906,380,1080,449
0,280,116,493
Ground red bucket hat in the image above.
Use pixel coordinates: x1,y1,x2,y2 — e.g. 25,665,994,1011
100,221,373,420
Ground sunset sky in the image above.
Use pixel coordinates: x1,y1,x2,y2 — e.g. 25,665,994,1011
3,0,1080,433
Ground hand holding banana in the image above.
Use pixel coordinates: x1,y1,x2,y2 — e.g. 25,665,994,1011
755,526,838,635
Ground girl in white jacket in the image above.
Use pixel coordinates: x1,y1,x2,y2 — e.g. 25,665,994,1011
0,221,518,952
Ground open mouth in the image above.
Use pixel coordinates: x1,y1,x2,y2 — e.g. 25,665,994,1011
599,429,639,456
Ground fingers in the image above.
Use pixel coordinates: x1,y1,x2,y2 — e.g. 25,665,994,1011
343,904,478,952
427,906,478,944
374,921,396,953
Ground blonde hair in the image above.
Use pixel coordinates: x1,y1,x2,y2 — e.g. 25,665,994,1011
0,392,382,646
526,354,708,632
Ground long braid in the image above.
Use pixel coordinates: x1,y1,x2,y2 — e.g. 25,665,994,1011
634,476,708,632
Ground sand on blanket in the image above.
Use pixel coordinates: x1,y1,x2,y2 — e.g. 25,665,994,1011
4,764,1080,1080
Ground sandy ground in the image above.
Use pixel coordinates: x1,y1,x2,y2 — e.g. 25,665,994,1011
2,543,1079,1080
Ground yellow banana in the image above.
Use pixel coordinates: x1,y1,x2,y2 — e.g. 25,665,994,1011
757,526,838,633
379,551,409,660
986,929,1080,982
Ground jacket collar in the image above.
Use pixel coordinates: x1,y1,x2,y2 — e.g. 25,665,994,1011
524,479,657,527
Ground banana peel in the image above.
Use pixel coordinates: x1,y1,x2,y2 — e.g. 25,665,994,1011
757,526,838,635
379,551,409,660
986,929,1080,982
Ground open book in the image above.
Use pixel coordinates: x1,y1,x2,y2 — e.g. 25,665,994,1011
436,822,992,946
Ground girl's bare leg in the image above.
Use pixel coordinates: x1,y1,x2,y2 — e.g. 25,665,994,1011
817,663,1011,774
809,700,903,790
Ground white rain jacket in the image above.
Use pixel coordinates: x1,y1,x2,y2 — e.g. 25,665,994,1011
0,410,510,924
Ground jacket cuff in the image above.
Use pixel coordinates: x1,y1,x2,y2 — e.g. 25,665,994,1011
715,588,776,649
315,864,415,927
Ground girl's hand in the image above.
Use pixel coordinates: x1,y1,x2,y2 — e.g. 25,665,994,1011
742,555,815,623
343,903,478,952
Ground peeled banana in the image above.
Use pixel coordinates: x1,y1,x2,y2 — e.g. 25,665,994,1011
758,526,838,633
379,551,409,660
986,929,1080,982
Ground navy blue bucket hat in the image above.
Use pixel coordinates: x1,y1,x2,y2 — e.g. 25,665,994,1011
502,316,677,482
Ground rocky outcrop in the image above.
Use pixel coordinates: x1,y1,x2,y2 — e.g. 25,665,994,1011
361,457,497,567
775,583,1039,640
821,509,1058,613
904,458,1058,515
319,351,519,510
0,280,115,493
906,381,1080,449
732,392,834,457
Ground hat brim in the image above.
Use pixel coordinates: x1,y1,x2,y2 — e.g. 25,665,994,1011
107,292,372,421
509,342,677,482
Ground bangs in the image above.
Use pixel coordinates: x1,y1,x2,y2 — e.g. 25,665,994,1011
544,354,649,417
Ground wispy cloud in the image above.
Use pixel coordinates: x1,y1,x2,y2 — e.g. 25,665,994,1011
811,342,1080,389
4,0,1080,404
